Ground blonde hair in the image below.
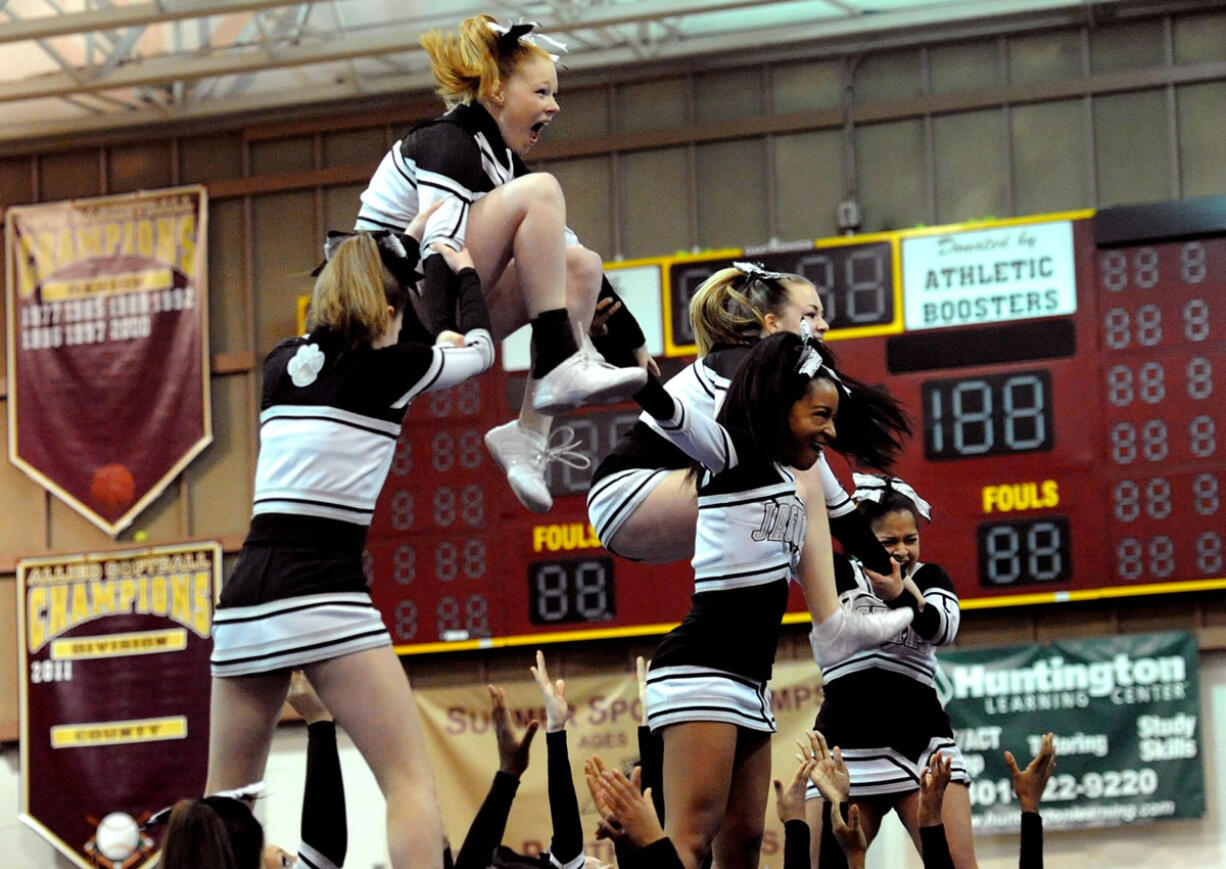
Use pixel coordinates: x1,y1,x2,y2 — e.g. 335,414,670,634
689,266,809,356
421,14,553,108
307,233,395,346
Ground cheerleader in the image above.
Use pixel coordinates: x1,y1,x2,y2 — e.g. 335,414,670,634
587,262,906,576
356,13,648,514
205,226,493,869
805,475,976,869
631,331,914,869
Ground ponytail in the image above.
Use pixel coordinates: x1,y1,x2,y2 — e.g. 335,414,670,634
160,800,239,869
689,265,807,356
308,232,402,347
421,14,552,108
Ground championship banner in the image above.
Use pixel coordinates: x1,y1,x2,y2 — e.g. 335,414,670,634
414,657,826,867
936,630,1204,831
17,542,220,869
5,187,211,536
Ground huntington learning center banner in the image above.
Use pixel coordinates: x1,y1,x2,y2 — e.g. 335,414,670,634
937,630,1204,831
5,186,211,535
17,542,220,869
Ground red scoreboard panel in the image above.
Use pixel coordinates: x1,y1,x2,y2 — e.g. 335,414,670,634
365,198,1226,654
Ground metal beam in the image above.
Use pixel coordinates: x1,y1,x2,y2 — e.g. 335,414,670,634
0,0,352,45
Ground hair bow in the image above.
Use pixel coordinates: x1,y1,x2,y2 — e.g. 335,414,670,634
795,320,849,396
488,20,568,63
732,261,787,284
851,473,931,520
311,229,422,292
143,781,266,829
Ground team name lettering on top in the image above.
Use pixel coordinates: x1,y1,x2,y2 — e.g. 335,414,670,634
982,480,1060,513
750,499,806,552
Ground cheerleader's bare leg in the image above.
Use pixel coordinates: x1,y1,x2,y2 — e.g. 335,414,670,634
303,647,443,869
205,670,294,793
709,729,773,869
660,721,740,869
895,785,979,869
600,469,699,563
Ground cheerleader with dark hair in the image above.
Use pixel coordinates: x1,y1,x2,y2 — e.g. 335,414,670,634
806,475,976,869
627,330,914,869
588,262,906,576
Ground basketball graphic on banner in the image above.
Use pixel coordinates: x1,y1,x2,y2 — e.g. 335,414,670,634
90,464,136,517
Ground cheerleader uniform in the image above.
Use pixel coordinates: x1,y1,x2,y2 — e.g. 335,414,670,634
807,556,968,801
588,343,890,572
628,377,805,733
355,101,641,344
210,267,494,677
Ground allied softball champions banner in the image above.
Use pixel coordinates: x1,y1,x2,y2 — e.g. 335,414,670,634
937,630,1204,831
17,543,219,869
5,187,211,536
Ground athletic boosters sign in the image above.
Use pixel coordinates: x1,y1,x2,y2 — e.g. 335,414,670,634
5,187,211,535
17,543,219,869
937,630,1204,830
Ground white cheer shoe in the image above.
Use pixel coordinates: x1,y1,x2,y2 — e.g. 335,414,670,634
484,421,592,514
531,351,646,415
808,607,914,669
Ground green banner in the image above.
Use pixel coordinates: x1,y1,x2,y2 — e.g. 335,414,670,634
935,630,1204,830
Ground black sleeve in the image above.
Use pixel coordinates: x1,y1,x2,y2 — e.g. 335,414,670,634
297,721,347,869
592,275,647,366
832,555,860,596
828,512,892,574
546,731,584,867
783,819,811,869
424,255,460,334
454,772,520,869
634,374,677,421
919,824,955,869
454,267,491,335
637,726,666,826
816,801,847,869
906,563,960,645
1019,811,1043,869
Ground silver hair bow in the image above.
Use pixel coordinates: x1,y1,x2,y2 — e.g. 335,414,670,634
796,320,849,395
851,473,932,520
488,20,568,63
732,261,787,283
311,229,422,291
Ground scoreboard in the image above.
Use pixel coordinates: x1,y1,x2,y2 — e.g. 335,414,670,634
363,197,1226,654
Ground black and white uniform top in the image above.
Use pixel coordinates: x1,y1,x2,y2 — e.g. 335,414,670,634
210,270,494,678
809,556,969,798
633,381,806,733
588,344,858,557
355,101,580,330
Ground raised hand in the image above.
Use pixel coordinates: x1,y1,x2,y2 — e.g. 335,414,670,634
803,730,849,805
406,199,445,241
530,649,570,732
830,803,867,869
591,760,664,849
1006,732,1057,813
918,750,952,827
490,684,539,776
774,753,816,823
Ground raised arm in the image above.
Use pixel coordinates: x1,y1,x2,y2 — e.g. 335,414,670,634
633,374,737,473
288,672,348,869
531,651,585,869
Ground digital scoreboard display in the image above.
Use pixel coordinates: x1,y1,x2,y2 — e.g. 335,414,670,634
362,199,1226,654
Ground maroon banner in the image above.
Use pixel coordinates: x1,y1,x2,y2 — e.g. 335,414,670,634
18,542,219,869
5,187,211,535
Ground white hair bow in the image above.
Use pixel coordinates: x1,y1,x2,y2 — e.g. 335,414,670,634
851,473,931,520
796,320,849,395
732,261,787,283
488,20,568,63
